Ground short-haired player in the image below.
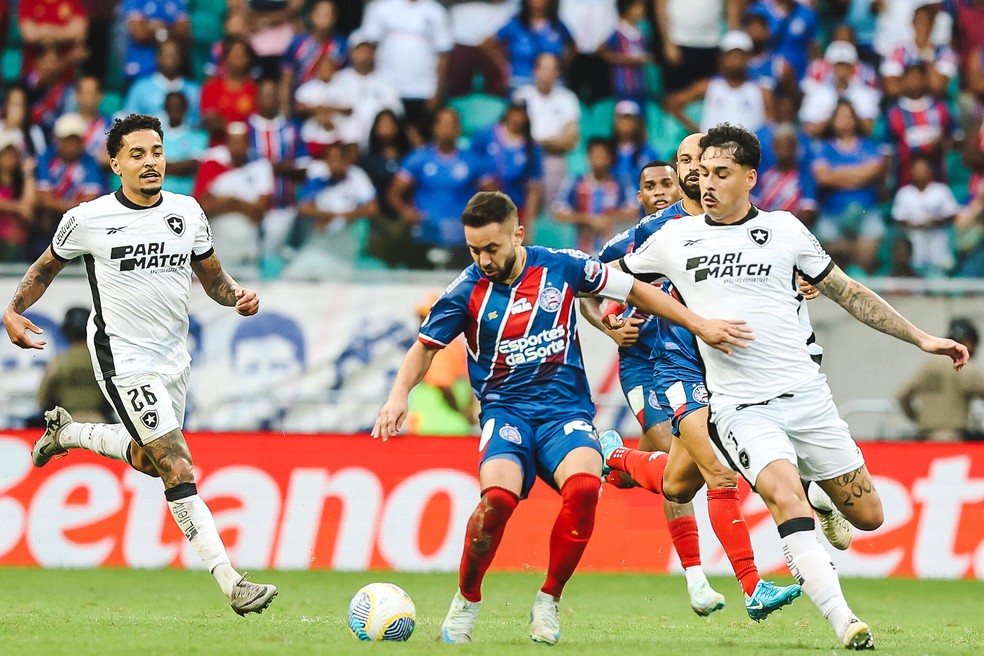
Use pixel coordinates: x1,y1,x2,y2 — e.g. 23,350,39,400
372,191,751,645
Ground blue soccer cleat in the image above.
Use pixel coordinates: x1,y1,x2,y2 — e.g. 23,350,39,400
598,430,624,476
744,579,802,621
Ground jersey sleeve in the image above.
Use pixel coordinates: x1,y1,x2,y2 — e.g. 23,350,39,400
418,283,469,350
50,210,86,261
571,251,633,303
620,229,668,278
190,201,215,261
792,222,834,284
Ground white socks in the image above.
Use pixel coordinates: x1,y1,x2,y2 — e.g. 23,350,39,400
58,422,132,463
684,565,709,590
165,483,240,597
779,517,852,630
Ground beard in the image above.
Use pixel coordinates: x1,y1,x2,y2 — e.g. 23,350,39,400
681,178,701,202
138,182,162,196
484,250,517,284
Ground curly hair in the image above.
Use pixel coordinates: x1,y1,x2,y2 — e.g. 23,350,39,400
699,123,761,171
106,114,164,158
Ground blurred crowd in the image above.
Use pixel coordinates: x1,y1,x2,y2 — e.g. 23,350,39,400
1,0,984,279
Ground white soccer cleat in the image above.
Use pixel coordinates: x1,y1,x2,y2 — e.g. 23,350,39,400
32,406,73,467
688,580,726,616
229,573,278,616
817,506,853,551
839,615,874,650
441,590,480,644
529,590,561,645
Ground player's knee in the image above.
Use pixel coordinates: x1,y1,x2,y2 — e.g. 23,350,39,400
847,503,883,531
663,479,698,504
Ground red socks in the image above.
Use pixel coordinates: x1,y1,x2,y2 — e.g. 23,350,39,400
707,487,760,596
541,473,600,598
606,447,667,494
667,515,701,569
458,486,519,602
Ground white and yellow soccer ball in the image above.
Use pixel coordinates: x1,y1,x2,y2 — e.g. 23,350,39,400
347,582,416,641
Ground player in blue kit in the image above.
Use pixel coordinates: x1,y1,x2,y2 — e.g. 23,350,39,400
372,191,752,645
590,134,808,620
583,160,727,616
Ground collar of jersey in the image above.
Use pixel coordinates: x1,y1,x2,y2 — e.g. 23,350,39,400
115,187,164,210
704,204,759,227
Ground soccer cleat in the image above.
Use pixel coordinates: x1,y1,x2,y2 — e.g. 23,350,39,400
32,406,73,467
529,590,561,645
840,616,874,650
817,506,853,551
744,579,802,621
229,573,278,616
598,430,624,476
688,580,726,616
441,590,480,644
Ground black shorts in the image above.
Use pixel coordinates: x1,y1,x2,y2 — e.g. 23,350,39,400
662,46,720,93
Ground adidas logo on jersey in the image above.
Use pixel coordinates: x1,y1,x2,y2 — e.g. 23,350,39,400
510,298,533,314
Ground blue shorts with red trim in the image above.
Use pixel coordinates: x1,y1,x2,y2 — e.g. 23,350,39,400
619,355,671,431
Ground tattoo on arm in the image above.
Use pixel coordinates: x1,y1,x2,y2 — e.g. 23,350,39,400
192,255,239,307
815,266,922,346
8,249,66,314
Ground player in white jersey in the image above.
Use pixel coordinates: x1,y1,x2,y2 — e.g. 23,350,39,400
610,124,968,650
2,114,278,616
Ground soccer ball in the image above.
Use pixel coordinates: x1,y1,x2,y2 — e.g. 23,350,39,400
347,582,416,641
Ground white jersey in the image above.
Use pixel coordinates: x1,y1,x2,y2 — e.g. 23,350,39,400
622,206,833,406
51,189,214,380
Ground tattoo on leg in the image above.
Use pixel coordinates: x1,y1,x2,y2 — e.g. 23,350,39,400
143,431,195,487
832,467,872,508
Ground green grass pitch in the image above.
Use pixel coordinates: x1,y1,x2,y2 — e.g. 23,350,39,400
1,569,981,655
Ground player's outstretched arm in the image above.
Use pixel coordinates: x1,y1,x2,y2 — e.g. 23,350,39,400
814,264,969,370
3,247,67,350
191,253,259,316
623,279,753,355
372,340,440,441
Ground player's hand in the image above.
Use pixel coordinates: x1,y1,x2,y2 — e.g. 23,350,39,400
798,276,820,300
606,315,644,347
920,336,970,371
694,319,754,356
234,288,259,316
663,42,683,66
372,396,408,441
3,310,47,350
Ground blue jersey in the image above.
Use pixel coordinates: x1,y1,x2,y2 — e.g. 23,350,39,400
630,201,703,376
597,227,658,366
398,146,492,246
419,246,619,417
470,125,543,211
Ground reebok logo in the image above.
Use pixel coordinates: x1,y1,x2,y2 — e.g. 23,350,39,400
106,226,125,235
683,239,703,247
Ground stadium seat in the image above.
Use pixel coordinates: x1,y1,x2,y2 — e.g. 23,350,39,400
1,48,21,84
448,94,508,137
101,92,123,117
588,98,617,139
531,214,577,249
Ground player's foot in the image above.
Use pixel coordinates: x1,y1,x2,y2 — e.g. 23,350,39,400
839,615,874,650
441,590,480,644
32,406,72,467
744,579,802,621
529,590,561,645
229,573,278,616
598,430,624,476
817,506,853,551
688,580,726,616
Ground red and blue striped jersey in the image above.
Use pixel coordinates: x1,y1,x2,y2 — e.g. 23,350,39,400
248,114,308,208
886,96,954,187
419,246,627,414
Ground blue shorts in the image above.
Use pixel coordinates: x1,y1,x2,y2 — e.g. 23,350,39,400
619,356,671,431
479,409,601,499
653,362,708,436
